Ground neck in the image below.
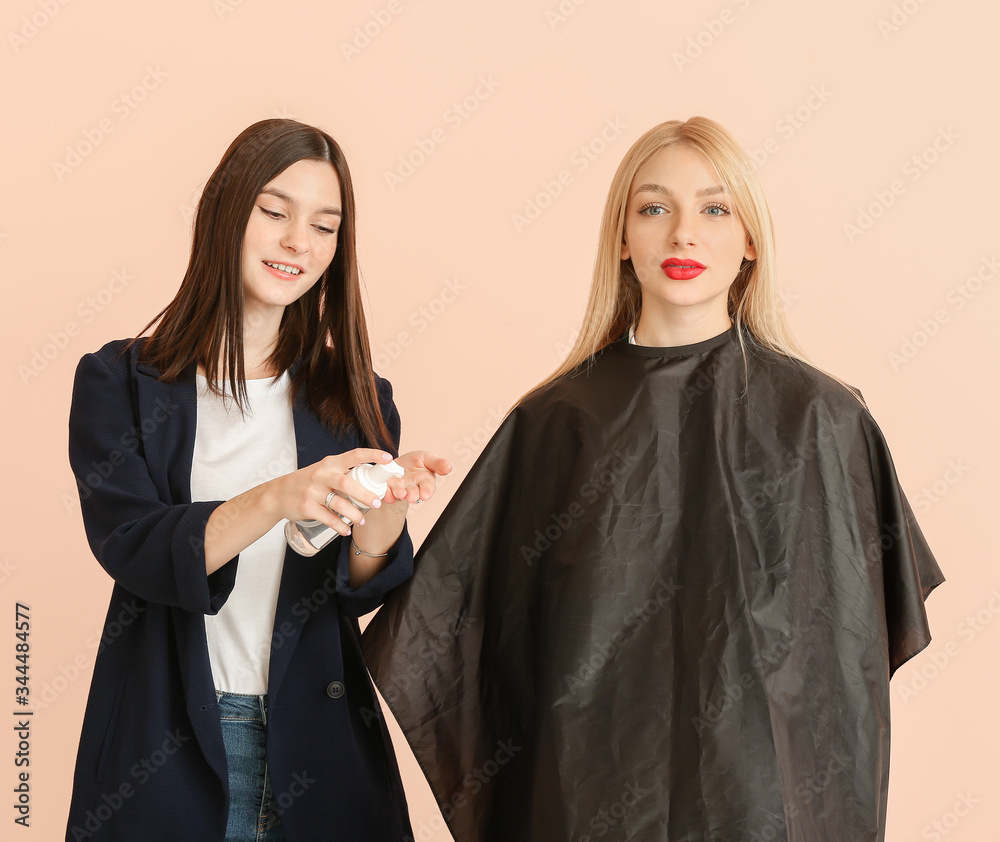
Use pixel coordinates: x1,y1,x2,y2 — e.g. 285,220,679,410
634,302,731,347
243,309,282,378
198,305,285,379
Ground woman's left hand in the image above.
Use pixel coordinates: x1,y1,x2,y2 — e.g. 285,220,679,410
386,451,453,504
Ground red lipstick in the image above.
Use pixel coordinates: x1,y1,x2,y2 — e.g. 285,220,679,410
661,258,705,280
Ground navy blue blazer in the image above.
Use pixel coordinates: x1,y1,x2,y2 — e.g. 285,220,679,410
65,339,415,841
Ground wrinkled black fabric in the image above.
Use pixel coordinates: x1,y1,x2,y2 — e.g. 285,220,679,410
363,327,943,842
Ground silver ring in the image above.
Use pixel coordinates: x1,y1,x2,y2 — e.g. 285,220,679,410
324,491,337,511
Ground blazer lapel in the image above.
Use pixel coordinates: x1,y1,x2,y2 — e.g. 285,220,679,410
134,355,199,506
267,388,353,704
132,352,351,755
133,353,229,784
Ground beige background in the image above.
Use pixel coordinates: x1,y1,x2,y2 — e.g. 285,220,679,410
2,0,996,838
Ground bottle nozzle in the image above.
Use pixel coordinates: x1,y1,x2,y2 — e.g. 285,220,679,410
367,460,405,483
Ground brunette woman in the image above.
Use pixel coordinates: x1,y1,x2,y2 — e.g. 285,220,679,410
66,119,447,841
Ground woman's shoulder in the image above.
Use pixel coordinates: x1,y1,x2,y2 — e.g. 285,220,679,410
514,355,600,415
368,371,398,419
373,371,394,398
82,337,146,368
508,346,628,434
73,338,167,402
743,336,870,419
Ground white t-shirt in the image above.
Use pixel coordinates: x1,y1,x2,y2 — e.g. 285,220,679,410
190,371,297,694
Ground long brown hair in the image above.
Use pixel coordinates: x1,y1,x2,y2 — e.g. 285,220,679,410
527,116,825,399
132,119,392,449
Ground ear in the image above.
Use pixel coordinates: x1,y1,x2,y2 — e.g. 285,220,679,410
744,238,757,261
620,238,630,261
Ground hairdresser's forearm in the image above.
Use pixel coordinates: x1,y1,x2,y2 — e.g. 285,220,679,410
203,484,282,575
346,501,409,588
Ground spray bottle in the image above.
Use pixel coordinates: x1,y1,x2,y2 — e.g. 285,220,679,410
284,460,405,557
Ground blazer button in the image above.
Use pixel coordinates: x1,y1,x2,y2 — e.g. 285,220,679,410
326,681,345,699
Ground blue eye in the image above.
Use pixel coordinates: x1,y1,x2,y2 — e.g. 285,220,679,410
705,203,731,216
638,203,666,216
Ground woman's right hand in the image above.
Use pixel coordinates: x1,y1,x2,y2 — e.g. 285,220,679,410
262,448,395,537
202,448,394,574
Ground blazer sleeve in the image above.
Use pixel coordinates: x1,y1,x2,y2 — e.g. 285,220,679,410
68,348,238,614
335,375,415,618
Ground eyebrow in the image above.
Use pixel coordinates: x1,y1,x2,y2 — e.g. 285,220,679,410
259,186,342,217
633,183,727,198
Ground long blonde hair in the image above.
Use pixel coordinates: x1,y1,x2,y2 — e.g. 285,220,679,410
528,116,814,398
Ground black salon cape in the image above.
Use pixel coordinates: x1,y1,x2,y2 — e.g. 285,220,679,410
362,327,943,842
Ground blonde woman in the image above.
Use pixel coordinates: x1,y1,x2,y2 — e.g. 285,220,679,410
363,117,943,841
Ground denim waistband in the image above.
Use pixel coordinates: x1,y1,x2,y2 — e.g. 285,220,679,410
216,690,268,722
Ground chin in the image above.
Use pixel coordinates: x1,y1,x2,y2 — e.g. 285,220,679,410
646,291,716,310
644,281,730,310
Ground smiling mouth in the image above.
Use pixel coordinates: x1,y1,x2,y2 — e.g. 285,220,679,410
263,261,302,275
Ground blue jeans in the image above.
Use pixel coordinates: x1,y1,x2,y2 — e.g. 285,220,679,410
216,692,287,842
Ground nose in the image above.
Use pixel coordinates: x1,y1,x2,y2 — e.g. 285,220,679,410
667,208,696,248
280,220,310,254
